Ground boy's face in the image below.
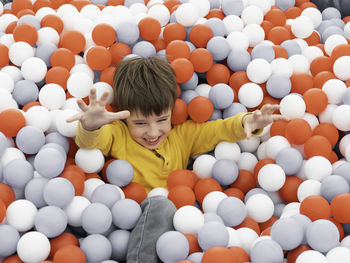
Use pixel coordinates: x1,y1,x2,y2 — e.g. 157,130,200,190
126,108,172,150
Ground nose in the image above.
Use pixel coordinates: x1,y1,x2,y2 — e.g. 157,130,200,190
147,123,159,138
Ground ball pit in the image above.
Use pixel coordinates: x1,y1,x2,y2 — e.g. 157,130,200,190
1,0,350,262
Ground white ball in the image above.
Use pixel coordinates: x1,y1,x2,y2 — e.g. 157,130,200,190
258,163,286,191
302,46,324,63
39,84,66,110
236,227,259,253
265,136,291,159
1,147,25,167
326,246,350,263
35,7,56,21
296,250,327,263
173,205,205,235
248,0,271,15
64,196,91,227
279,94,306,119
345,21,350,40
75,148,105,173
25,106,52,132
270,58,293,77
246,58,272,84
340,134,350,157
1,65,23,82
0,71,14,93
147,4,170,27
322,78,346,105
195,83,211,97
94,82,113,104
241,5,263,25
21,57,47,83
175,3,199,27
8,41,34,66
333,56,350,81
55,109,79,137
280,202,300,218
245,194,274,223
82,178,105,200
129,3,147,15
17,231,50,263
226,31,249,50
67,72,93,99
202,191,228,214
237,136,260,153
73,18,95,35
288,54,310,74
189,0,210,17
147,187,169,198
302,112,319,130
256,141,267,160
227,227,241,247
0,14,18,32
319,104,337,124
238,82,263,108
332,105,350,131
341,235,350,248
214,141,241,162
297,178,322,202
332,159,348,170
80,4,101,21
304,156,332,181
238,152,258,173
0,33,14,48
192,154,217,179
291,16,314,39
70,63,94,79
37,27,60,46
242,24,265,47
223,15,244,35
324,34,347,57
294,38,309,51
6,199,37,232
62,98,82,112
301,7,322,28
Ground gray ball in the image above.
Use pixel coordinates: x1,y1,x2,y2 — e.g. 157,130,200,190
211,159,239,185
45,132,70,153
266,75,291,99
106,159,134,187
317,20,337,36
34,147,66,178
280,40,302,57
320,175,349,202
206,36,230,61
12,80,39,106
244,188,268,203
115,21,140,45
169,11,177,23
197,221,229,251
156,231,189,263
185,41,196,53
227,48,251,72
124,0,143,7
217,197,246,227
40,143,67,159
209,0,221,9
132,41,156,58
221,0,244,16
17,15,41,30
209,109,223,121
108,230,130,261
330,18,345,29
270,217,303,250
251,44,275,63
306,219,340,253
275,0,295,12
275,147,303,175
208,83,234,109
292,214,312,244
81,203,113,234
250,238,284,263
34,205,67,238
180,90,199,104
91,0,107,4
180,72,198,91
321,26,344,43
334,162,350,184
0,132,7,158
35,42,57,67
91,184,122,209
322,7,342,20
24,177,48,208
16,126,45,155
203,212,224,224
187,252,203,263
205,18,226,37
80,234,113,263
223,103,247,119
342,87,350,105
43,177,75,208
111,198,141,230
0,224,20,257
273,203,285,218
3,159,33,189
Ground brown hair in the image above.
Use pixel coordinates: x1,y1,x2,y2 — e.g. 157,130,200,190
112,56,178,117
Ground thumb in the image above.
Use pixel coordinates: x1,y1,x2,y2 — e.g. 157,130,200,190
108,110,130,122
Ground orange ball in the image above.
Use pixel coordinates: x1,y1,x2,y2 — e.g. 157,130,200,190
41,14,64,34
229,71,250,93
272,45,289,59
223,188,245,202
165,40,190,61
109,42,132,66
86,46,112,71
13,23,38,46
310,56,333,77
138,17,161,42
331,44,350,62
259,216,278,233
33,0,52,12
300,195,331,221
0,199,6,223
168,185,196,209
230,170,256,194
171,58,194,83
49,233,79,258
205,8,225,19
92,23,116,47
287,245,312,263
285,6,302,19
265,8,286,26
304,30,321,46
59,30,86,54
303,88,328,114
0,43,9,67
100,66,115,86
330,193,350,223
171,98,188,125
53,245,86,263
313,71,336,90
235,217,260,235
290,73,314,95
188,96,214,123
206,64,230,86
269,120,288,137
260,20,274,36
304,135,332,159
194,178,222,204
0,109,26,137
122,182,147,204
189,24,213,48
189,48,213,73
284,118,312,145
163,22,186,44
11,0,33,14
184,233,202,254
22,101,41,111
228,246,250,263
151,37,166,52
267,26,291,45
45,66,70,90
3,255,23,263
278,176,303,203
202,247,235,263
50,48,75,70
312,123,339,147
167,169,196,190
60,169,85,196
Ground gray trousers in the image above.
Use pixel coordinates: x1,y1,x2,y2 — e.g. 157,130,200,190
127,196,177,263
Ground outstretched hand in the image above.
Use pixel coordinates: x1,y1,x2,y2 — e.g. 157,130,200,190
66,88,130,131
242,104,288,139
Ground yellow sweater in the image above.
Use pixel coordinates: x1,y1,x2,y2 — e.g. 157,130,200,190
75,112,250,192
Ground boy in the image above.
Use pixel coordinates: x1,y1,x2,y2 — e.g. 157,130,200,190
67,56,284,262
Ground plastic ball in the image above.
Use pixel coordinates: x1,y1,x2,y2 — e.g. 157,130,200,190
6,199,37,232
238,82,263,108
205,18,225,38
242,23,265,47
108,230,130,261
156,231,189,263
75,148,105,173
227,48,251,72
148,187,169,198
39,84,66,110
21,57,47,83
80,234,112,263
0,224,20,258
251,44,275,63
64,196,91,227
245,193,274,223
221,0,244,16
34,205,67,238
81,202,112,234
53,245,86,263
91,183,122,209
111,198,141,230
211,159,239,185
192,154,216,179
17,231,50,263
0,71,14,93
250,238,284,263
3,159,33,189
202,246,235,263
106,159,134,187
208,83,234,110
226,31,249,50
289,54,310,73
67,72,93,99
197,221,229,251
270,217,303,250
280,94,306,119
291,16,314,39
173,205,205,235
24,177,48,209
216,196,246,227
202,192,227,215
175,3,199,27
275,147,303,175
330,193,350,223
34,146,66,178
17,126,44,156
43,177,75,208
296,250,327,263
25,105,51,132
236,227,259,253
8,41,34,66
320,175,349,203
326,246,350,263
12,80,39,107
246,58,272,84
304,156,332,181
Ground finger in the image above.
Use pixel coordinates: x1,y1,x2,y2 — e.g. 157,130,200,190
66,112,83,123
77,99,88,112
253,110,262,119
107,110,130,122
89,88,97,105
244,123,252,139
272,114,289,121
98,91,110,106
262,104,279,115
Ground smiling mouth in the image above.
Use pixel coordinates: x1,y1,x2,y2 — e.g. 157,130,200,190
144,136,161,145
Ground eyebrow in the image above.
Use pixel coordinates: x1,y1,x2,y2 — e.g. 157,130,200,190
132,114,170,122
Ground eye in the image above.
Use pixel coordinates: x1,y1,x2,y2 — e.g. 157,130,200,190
135,122,146,126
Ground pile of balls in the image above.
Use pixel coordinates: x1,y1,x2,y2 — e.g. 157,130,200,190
1,0,350,262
